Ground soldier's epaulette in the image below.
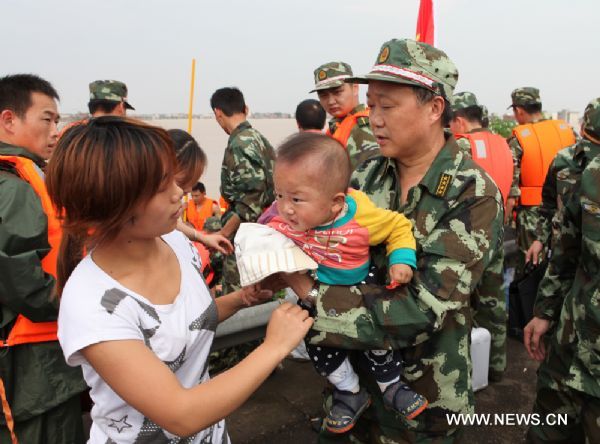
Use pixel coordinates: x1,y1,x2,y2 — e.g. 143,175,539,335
435,173,452,197
356,116,370,128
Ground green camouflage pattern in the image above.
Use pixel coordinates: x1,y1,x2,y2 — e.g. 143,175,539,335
220,120,275,293
515,207,540,274
451,91,479,111
526,145,577,246
88,80,134,109
528,336,600,442
203,216,222,233
507,135,522,198
510,87,541,107
310,61,353,92
327,104,380,170
451,91,489,122
582,97,600,140
308,135,505,437
528,135,600,441
347,39,458,100
454,136,472,157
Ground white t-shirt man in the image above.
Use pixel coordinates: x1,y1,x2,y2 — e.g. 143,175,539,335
59,231,228,444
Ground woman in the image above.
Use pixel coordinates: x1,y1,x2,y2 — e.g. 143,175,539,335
47,117,312,443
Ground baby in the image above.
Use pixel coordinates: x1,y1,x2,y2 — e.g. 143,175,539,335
265,132,428,434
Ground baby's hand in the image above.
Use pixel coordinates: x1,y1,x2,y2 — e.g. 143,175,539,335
240,284,273,306
389,264,413,286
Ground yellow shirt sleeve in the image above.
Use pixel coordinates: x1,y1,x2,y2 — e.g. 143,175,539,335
349,189,416,257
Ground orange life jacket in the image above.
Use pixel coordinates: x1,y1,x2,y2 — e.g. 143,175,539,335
193,242,215,286
187,198,216,231
513,120,576,206
326,110,370,147
0,155,60,348
219,196,230,213
456,131,514,206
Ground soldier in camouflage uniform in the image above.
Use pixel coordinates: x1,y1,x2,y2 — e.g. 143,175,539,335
524,98,600,443
59,80,135,138
282,39,505,443
211,87,275,295
506,88,576,275
449,91,490,155
311,62,379,170
203,216,225,296
450,91,508,381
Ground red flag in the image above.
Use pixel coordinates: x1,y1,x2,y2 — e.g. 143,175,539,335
416,0,435,46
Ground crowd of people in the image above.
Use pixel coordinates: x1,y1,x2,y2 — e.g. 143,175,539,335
0,36,599,444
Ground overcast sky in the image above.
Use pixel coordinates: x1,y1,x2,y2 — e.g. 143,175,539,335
4,0,598,115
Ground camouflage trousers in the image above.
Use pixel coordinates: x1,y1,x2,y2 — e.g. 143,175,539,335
515,206,541,277
527,339,600,444
221,252,241,295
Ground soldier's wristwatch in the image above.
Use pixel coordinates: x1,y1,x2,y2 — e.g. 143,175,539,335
299,280,319,310
306,281,319,303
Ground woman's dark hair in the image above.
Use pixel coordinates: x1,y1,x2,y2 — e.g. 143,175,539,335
167,129,207,190
46,116,177,294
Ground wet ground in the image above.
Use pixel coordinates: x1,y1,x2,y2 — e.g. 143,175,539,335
227,336,538,444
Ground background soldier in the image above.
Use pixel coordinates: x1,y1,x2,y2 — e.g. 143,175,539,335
524,98,600,443
295,98,326,133
450,91,511,381
311,62,379,170
58,80,135,138
211,87,275,294
506,87,576,274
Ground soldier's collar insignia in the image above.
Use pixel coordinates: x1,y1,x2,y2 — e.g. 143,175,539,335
378,46,390,64
318,70,327,81
435,173,452,197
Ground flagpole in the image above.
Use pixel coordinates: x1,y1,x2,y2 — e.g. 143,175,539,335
187,58,196,133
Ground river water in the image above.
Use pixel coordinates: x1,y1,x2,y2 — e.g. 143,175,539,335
150,118,298,199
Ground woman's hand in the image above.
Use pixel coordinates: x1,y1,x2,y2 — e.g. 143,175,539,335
196,232,233,255
263,302,313,358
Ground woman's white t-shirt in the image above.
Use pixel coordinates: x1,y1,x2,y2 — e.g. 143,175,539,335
58,231,228,444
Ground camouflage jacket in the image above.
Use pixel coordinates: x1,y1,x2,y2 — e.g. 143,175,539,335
527,145,577,245
327,104,379,170
453,126,488,157
309,134,504,433
534,139,600,397
220,121,275,226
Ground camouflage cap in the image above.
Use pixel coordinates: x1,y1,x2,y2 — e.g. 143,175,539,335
310,62,353,93
346,38,458,100
582,97,600,141
451,91,489,121
203,216,222,233
509,87,541,109
89,80,135,110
